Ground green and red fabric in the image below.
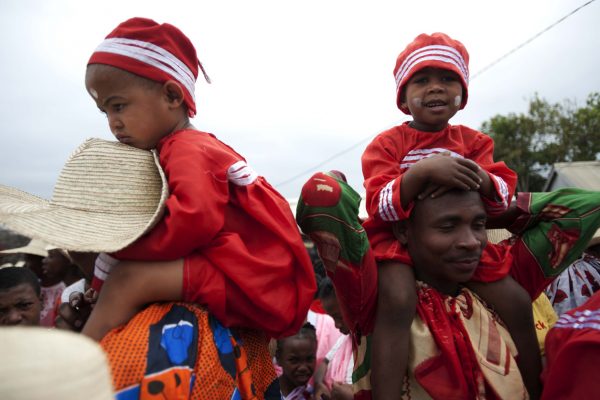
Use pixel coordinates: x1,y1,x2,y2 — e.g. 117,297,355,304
296,172,377,335
505,188,600,300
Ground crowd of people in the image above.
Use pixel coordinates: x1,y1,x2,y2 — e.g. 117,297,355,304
0,16,599,400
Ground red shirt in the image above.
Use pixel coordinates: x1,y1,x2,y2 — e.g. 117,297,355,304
115,129,316,338
361,123,517,280
542,291,600,399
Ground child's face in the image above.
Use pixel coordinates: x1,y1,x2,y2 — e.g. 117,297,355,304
403,190,487,295
85,65,177,150
278,336,317,389
321,294,349,335
402,67,463,132
0,284,41,326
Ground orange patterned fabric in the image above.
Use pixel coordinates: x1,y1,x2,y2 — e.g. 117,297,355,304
101,302,278,399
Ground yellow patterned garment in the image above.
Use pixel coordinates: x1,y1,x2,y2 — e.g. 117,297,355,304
531,293,558,356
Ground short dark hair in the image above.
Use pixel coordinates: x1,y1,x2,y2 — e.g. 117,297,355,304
276,322,317,359
0,267,41,296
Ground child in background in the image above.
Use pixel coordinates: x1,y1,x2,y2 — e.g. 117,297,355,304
310,33,540,398
81,17,316,341
0,266,42,326
276,323,318,400
313,277,354,400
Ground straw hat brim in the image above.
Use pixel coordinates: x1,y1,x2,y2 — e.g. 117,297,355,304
589,229,600,248
0,238,49,258
486,228,513,244
0,138,168,253
0,327,114,400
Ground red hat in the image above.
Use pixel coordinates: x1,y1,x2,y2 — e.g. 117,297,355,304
88,17,209,117
393,32,469,114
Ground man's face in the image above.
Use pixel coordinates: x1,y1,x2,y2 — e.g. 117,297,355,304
0,284,42,326
402,190,488,295
321,294,350,335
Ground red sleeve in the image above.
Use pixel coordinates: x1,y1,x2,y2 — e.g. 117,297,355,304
466,133,517,216
541,293,600,399
113,133,232,260
361,132,414,224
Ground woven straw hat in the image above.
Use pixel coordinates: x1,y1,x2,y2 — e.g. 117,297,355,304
0,238,49,258
0,327,114,400
0,138,168,252
589,228,600,248
486,229,513,244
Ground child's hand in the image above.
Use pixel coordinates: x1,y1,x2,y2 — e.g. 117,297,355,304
55,289,97,331
314,382,331,400
415,152,482,193
330,382,353,400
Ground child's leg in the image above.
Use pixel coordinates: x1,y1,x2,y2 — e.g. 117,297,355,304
467,276,541,400
82,259,183,341
372,261,416,400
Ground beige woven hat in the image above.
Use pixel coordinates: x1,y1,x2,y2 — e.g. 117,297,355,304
486,228,513,244
0,327,114,400
0,138,168,252
589,229,600,248
0,238,49,258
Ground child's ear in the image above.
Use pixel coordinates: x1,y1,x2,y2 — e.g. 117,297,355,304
399,92,408,111
392,221,409,246
162,80,185,108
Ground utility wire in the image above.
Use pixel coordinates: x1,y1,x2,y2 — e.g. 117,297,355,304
275,0,597,189
274,133,378,188
471,0,596,80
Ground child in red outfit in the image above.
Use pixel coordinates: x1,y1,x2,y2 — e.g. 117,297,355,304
81,17,316,342
320,33,540,399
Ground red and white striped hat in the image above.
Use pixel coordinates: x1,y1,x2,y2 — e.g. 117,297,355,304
393,32,469,114
88,17,210,117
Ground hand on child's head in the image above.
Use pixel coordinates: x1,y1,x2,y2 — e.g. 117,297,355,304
416,154,482,192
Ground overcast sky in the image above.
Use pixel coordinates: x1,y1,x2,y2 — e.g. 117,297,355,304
1,0,599,201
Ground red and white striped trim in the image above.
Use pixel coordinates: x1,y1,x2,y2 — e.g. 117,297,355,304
554,309,600,331
378,179,400,222
395,45,469,89
93,252,118,281
94,38,196,103
227,160,258,186
399,148,463,170
490,173,510,209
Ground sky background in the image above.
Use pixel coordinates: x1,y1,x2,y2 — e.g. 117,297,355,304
1,0,599,201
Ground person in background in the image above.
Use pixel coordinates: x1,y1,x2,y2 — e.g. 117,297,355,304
37,247,72,327
545,229,600,316
276,323,318,400
313,277,353,400
0,239,65,327
542,289,600,399
0,266,42,326
532,292,558,359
